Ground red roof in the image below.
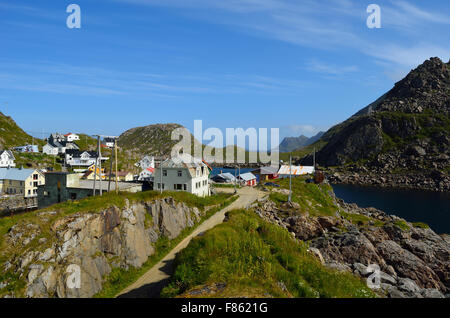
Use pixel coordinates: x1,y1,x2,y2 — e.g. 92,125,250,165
146,167,155,173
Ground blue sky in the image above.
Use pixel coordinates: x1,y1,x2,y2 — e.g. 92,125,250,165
0,0,449,144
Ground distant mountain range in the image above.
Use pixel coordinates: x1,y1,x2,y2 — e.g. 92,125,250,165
279,131,324,153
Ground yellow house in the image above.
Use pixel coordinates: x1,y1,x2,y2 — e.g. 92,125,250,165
82,170,107,180
0,168,45,198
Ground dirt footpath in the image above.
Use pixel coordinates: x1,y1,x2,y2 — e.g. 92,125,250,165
117,187,266,298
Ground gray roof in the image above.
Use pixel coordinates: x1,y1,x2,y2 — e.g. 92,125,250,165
0,168,37,181
218,173,236,181
76,180,142,191
160,153,206,169
238,172,256,181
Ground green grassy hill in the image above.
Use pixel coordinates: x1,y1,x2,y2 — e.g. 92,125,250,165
0,111,44,149
117,123,265,166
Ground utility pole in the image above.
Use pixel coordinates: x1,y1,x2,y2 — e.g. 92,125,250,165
98,137,103,196
288,154,292,202
108,141,114,193
93,136,100,196
114,140,118,194
160,157,163,194
313,147,316,168
234,166,237,194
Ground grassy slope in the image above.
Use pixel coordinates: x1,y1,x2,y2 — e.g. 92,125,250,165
268,176,338,217
0,112,45,149
161,208,375,298
0,190,234,297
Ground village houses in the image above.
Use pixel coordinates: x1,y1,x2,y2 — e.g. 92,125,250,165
136,155,155,181
12,145,39,153
43,133,80,156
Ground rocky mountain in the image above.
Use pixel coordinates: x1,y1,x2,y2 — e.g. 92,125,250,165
279,131,324,153
300,57,450,191
0,111,42,149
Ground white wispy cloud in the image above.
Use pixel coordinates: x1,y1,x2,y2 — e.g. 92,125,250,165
113,0,449,71
365,43,450,69
390,1,450,26
0,61,307,97
305,59,358,75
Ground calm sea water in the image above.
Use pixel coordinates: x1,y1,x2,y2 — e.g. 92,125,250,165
332,184,450,234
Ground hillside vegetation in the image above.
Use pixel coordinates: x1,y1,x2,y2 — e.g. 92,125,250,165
161,208,375,298
0,111,44,149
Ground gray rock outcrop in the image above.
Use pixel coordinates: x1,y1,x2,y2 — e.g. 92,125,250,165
0,197,203,298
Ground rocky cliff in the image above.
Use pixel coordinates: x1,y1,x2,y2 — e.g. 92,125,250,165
300,57,450,191
0,197,205,298
255,194,449,298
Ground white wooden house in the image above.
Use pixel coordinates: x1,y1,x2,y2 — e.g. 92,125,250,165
65,133,80,142
153,154,210,197
65,150,108,167
0,150,16,168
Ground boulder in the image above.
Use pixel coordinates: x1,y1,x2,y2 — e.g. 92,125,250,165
377,240,444,291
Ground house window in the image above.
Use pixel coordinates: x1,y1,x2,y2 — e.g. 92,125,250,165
33,182,38,187
177,171,182,177
44,191,50,197
163,170,167,177
183,184,187,191
33,174,38,180
157,183,165,190
174,184,183,190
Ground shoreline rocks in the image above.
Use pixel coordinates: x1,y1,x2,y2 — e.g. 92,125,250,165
328,169,450,192
254,196,450,298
